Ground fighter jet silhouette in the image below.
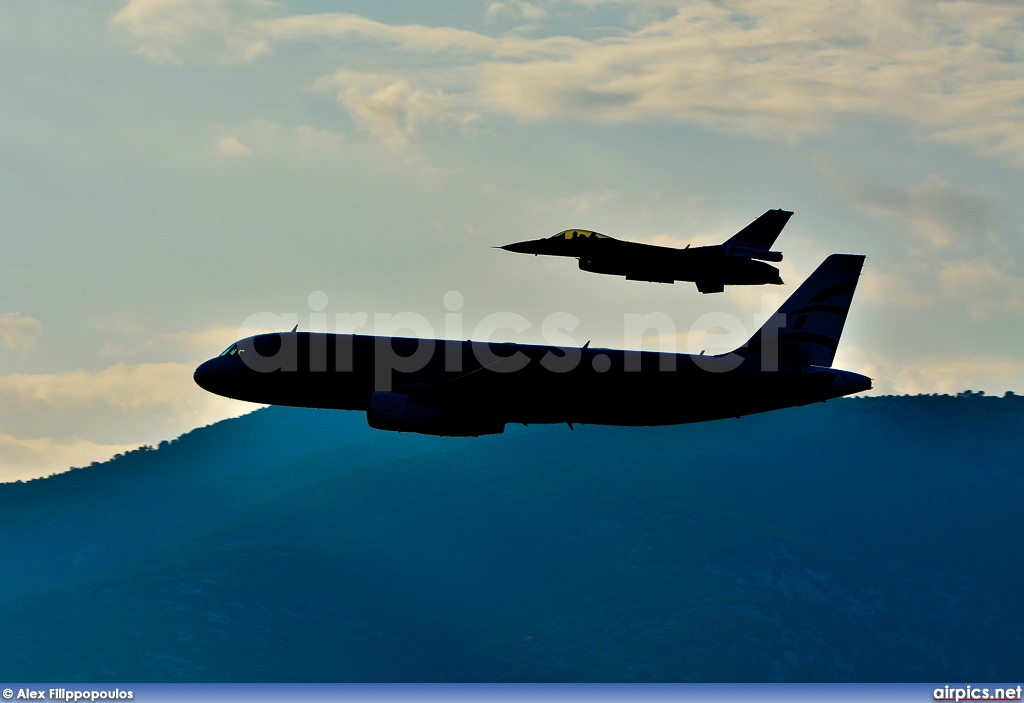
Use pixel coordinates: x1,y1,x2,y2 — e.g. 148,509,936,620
500,209,793,293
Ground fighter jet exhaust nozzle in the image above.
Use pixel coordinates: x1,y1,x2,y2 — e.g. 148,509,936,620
725,246,784,262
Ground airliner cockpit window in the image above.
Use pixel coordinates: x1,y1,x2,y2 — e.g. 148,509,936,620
219,344,238,357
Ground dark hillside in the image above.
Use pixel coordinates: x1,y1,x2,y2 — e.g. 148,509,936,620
0,394,1021,681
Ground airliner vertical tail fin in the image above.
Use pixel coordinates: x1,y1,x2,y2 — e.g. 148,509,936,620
740,254,865,370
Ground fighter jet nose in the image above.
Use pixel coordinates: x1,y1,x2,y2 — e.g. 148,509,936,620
499,240,544,254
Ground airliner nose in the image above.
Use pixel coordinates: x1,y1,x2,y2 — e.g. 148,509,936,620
193,358,219,392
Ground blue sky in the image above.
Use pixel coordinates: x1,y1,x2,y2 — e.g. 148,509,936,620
1,0,1023,480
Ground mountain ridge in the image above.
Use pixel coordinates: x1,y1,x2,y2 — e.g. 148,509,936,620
1,394,1021,681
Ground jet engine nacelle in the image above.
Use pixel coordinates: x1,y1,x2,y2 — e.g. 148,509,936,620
367,392,505,437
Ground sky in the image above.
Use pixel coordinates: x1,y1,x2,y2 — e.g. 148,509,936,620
1,0,1023,481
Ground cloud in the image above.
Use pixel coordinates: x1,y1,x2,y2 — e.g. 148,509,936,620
936,259,1024,320
0,435,139,484
294,124,343,153
99,339,156,358
311,71,458,151
895,356,1024,396
0,362,249,431
0,362,256,481
835,346,1024,396
830,173,996,249
0,313,41,352
548,188,622,213
0,320,323,482
90,323,281,364
162,324,273,356
851,254,1024,321
824,170,1024,319
249,11,590,60
469,0,1024,161
856,267,931,309
841,248,1024,320
112,0,275,63
216,134,253,157
257,13,503,54
485,2,548,23
114,1,1024,163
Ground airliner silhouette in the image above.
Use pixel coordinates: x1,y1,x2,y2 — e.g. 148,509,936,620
195,255,870,436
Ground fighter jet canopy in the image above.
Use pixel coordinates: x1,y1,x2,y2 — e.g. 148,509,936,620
550,229,610,240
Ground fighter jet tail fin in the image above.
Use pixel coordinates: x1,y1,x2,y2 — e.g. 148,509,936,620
740,254,865,370
724,209,793,251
